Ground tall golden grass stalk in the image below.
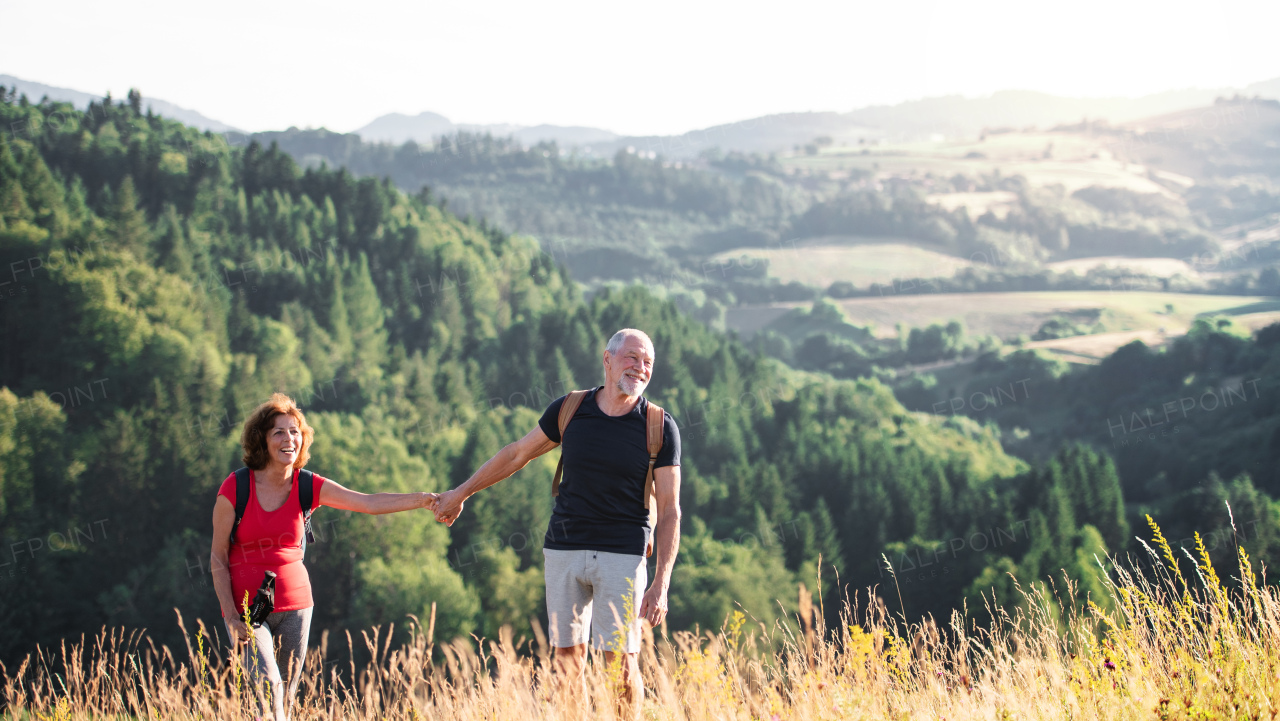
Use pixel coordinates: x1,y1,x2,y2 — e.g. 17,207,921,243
4,515,1279,720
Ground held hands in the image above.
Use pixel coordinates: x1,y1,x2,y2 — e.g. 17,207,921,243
427,488,466,526
638,583,669,628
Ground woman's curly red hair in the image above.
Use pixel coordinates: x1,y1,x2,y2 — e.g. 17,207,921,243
240,393,315,470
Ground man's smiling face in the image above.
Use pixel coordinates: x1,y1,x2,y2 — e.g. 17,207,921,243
605,334,654,398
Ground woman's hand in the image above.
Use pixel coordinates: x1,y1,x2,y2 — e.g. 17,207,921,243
432,488,466,526
226,616,251,646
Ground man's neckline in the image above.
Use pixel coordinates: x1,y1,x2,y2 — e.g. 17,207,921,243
591,387,644,418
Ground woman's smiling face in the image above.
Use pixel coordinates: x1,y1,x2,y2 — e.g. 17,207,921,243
267,413,302,467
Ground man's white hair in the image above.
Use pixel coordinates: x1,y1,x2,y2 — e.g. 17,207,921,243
605,328,653,355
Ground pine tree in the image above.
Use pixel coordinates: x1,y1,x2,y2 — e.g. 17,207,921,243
784,511,815,569
322,257,353,358
344,254,389,403
62,176,93,231
1086,450,1127,550
0,178,31,229
1071,524,1112,609
231,188,249,235
18,145,68,236
0,137,34,226
811,498,845,574
550,347,576,399
109,176,150,257
157,204,193,276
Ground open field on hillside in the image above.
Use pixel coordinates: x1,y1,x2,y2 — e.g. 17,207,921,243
727,291,1279,342
1023,328,1176,364
926,190,1018,220
837,291,1275,340
712,241,978,289
1017,310,1280,361
1233,309,1280,331
784,130,1174,195
1045,256,1202,278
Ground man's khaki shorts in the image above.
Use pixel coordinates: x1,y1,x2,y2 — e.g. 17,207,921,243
543,548,646,653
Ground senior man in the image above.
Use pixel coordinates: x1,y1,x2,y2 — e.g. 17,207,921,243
430,328,681,712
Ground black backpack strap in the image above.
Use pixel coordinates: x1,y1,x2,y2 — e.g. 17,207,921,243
230,467,251,545
297,469,316,553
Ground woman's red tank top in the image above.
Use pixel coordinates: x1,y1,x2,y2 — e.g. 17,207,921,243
217,469,326,615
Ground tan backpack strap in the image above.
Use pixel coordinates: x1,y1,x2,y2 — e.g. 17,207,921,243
643,400,665,558
551,390,590,497
643,401,664,510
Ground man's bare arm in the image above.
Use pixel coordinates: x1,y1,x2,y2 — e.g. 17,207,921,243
432,425,559,525
640,464,681,627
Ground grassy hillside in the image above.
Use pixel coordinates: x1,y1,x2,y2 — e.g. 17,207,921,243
6,84,1280,721
711,240,977,289
3,90,1280,712
732,291,1276,342
784,130,1175,195
0,91,1159,668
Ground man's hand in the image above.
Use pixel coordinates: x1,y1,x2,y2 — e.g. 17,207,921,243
638,583,668,628
427,426,556,527
432,488,466,526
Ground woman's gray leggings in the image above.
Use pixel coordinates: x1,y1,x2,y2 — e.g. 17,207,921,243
228,607,313,720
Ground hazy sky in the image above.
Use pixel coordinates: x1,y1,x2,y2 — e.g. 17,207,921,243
3,0,1278,135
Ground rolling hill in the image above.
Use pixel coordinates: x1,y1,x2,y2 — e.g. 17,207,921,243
247,99,1280,317
354,110,621,150
343,79,1280,159
0,73,240,133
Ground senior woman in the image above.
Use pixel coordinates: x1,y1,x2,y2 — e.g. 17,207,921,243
210,393,435,721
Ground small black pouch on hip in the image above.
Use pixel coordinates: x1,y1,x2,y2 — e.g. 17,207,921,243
247,570,277,627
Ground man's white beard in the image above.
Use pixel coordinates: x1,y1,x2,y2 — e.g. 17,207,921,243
616,374,646,396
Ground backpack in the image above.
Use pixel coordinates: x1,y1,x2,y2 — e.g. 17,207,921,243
229,468,317,556
551,388,664,557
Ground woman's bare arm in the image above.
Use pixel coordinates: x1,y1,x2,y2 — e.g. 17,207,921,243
210,495,249,643
318,479,435,515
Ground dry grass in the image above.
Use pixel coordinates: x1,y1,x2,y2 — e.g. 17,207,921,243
4,516,1279,720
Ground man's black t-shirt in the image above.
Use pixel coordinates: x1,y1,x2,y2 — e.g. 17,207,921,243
539,388,681,556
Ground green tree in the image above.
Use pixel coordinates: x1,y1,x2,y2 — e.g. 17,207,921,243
109,176,150,257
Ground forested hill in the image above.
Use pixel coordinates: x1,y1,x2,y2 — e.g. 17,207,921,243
3,92,1131,663
248,123,1245,307
247,126,809,283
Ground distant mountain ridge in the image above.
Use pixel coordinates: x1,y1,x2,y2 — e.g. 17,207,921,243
354,78,1280,158
617,80,1280,157
7,71,1280,159
0,74,240,133
354,111,620,149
